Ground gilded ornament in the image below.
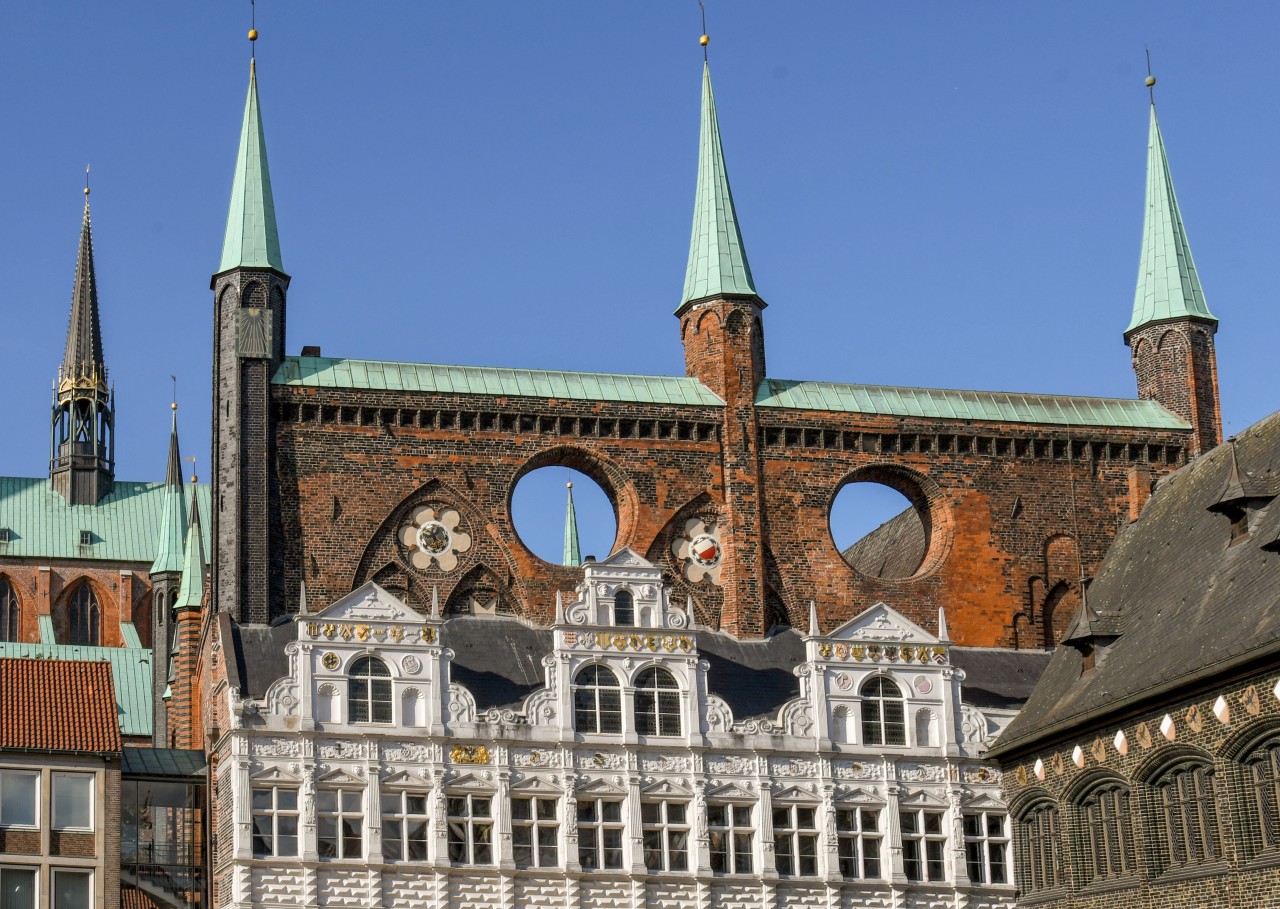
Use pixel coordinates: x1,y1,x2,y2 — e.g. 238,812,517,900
321,651,340,670
450,744,490,764
356,624,371,641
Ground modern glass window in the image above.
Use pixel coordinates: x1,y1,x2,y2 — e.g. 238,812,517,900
634,667,681,737
901,809,947,882
51,869,92,909
708,803,754,874
67,583,99,646
641,800,690,872
381,790,429,861
51,773,93,830
860,677,906,745
0,579,18,642
512,796,559,868
613,590,634,625
347,656,392,723
317,788,363,859
251,785,299,857
1077,785,1135,884
573,666,622,734
0,771,38,827
1016,802,1063,894
577,798,625,871
1156,762,1220,870
836,807,882,878
1246,743,1280,854
963,811,1009,884
773,804,819,876
446,794,493,865
0,868,36,909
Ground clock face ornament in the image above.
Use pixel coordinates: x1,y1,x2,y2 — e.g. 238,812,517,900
672,518,723,584
399,506,472,572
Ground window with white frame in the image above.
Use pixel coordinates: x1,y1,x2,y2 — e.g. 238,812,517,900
0,770,38,827
51,773,93,830
51,869,93,909
963,811,1009,884
860,677,906,746
773,804,819,876
347,655,392,723
613,590,634,625
381,790,430,861
836,807,883,878
0,867,36,909
634,667,680,736
251,785,299,857
446,794,493,865
512,796,559,868
641,800,690,872
708,802,753,874
573,665,622,734
901,808,947,882
317,787,363,859
577,798,625,871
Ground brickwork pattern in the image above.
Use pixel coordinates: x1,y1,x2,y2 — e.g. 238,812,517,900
1128,318,1221,457
0,560,153,648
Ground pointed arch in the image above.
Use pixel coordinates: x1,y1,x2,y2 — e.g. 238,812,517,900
63,579,101,646
0,575,19,642
444,564,517,618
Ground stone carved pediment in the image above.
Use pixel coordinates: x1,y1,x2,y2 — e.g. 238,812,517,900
772,784,819,803
311,582,427,624
509,776,563,795
705,782,755,802
834,785,884,805
641,778,693,797
898,788,949,808
576,777,628,797
249,765,302,784
827,602,939,645
381,769,431,789
317,768,365,786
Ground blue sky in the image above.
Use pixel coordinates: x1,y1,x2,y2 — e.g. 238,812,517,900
0,2,1274,562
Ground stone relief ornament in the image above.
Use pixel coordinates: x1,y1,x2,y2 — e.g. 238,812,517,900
383,742,431,764
321,651,340,671
401,655,422,675
1242,685,1262,716
318,740,364,760
770,758,818,778
398,506,472,572
450,744,490,764
960,704,989,744
707,754,754,776
251,737,302,758
961,765,1000,784
641,754,690,773
781,702,815,737
896,762,946,783
448,683,477,723
576,751,625,771
671,518,724,585
1136,722,1153,749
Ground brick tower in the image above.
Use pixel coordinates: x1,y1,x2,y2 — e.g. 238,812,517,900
1126,96,1222,457
211,56,289,624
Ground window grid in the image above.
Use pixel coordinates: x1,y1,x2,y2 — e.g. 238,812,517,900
836,807,883,879
861,677,906,746
901,809,947,882
613,590,634,625
963,811,1009,884
348,656,392,723
317,788,363,860
1158,764,1220,869
446,794,493,865
251,786,299,857
573,665,622,734
634,668,681,737
1079,786,1134,883
1017,803,1063,894
708,803,754,874
0,579,18,642
1249,745,1280,853
381,790,430,861
68,583,99,646
577,798,625,871
641,800,690,872
512,796,559,868
773,804,819,877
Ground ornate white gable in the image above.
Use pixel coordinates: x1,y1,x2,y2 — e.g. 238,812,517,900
249,765,302,784
576,778,628,797
509,776,563,795
641,778,694,798
317,768,365,786
705,782,756,802
382,769,432,789
311,581,427,624
828,602,940,645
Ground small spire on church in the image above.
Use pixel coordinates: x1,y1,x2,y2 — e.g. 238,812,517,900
937,606,951,642
431,585,440,618
554,590,565,625
63,174,106,384
298,580,308,616
562,481,582,567
808,601,820,637
173,494,207,612
151,403,189,575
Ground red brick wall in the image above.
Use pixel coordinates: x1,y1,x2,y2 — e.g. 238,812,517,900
0,560,154,647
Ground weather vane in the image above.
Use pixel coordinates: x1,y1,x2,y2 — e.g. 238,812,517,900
249,0,258,58
698,2,710,60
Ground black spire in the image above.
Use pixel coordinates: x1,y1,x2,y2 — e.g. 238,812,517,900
62,203,106,381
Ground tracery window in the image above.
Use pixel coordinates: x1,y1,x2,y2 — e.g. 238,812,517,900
347,656,392,723
1015,801,1063,894
860,677,905,746
1245,741,1280,855
67,582,99,646
573,665,622,734
634,667,681,736
773,804,819,876
1155,761,1220,870
0,578,19,642
1076,783,1135,884
613,590,634,625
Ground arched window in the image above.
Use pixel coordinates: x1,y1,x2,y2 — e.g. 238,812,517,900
0,578,19,642
1075,781,1135,884
1153,761,1220,871
573,665,622,734
634,667,680,736
68,583,100,646
1015,800,1064,895
613,591,634,626
348,656,392,723
860,677,905,745
1242,737,1280,856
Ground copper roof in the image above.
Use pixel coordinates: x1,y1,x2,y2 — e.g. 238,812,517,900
0,657,122,753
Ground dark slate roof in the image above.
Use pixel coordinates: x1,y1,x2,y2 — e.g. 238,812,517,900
951,648,1054,710
990,410,1280,758
226,617,294,698
841,507,926,579
121,748,207,778
697,628,805,720
448,617,552,710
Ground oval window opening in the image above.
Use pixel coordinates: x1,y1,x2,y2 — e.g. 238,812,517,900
512,467,617,565
830,481,927,579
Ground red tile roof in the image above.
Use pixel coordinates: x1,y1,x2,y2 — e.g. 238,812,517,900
120,886,167,909
0,657,122,753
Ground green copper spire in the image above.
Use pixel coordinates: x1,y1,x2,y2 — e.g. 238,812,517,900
1127,103,1215,336
562,482,581,567
174,497,206,611
219,59,284,274
149,407,188,575
680,61,757,309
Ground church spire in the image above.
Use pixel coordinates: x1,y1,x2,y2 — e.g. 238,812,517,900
218,59,284,274
679,59,758,309
150,404,188,576
63,190,106,382
562,482,582,567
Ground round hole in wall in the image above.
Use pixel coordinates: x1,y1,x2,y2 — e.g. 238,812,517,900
830,469,945,580
511,467,617,565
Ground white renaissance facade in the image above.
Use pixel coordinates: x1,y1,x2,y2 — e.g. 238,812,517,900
210,550,1017,908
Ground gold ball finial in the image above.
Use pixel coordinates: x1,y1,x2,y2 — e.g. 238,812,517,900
248,28,258,41
83,186,90,197
567,481,573,489
699,34,710,47
1144,75,1156,88
171,402,178,411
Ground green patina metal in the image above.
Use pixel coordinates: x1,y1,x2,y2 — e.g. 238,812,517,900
0,642,153,737
218,60,284,274
757,379,1189,429
680,61,757,309
1127,104,1215,336
562,483,581,568
273,356,724,406
174,503,206,612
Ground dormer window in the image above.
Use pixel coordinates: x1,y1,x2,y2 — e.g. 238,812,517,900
613,590,634,626
0,528,10,543
79,530,93,546
1227,505,1250,546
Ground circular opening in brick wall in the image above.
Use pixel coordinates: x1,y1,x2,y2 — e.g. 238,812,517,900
511,467,618,565
830,468,948,580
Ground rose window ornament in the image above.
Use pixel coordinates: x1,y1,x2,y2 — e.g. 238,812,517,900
671,517,723,584
399,506,472,572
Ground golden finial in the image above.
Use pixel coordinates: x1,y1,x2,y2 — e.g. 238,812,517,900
1144,75,1156,88
249,0,258,57
698,1,709,59
171,402,178,411
567,481,573,489
700,34,709,47
185,455,198,484
1145,49,1156,104
84,164,91,198
249,28,258,41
